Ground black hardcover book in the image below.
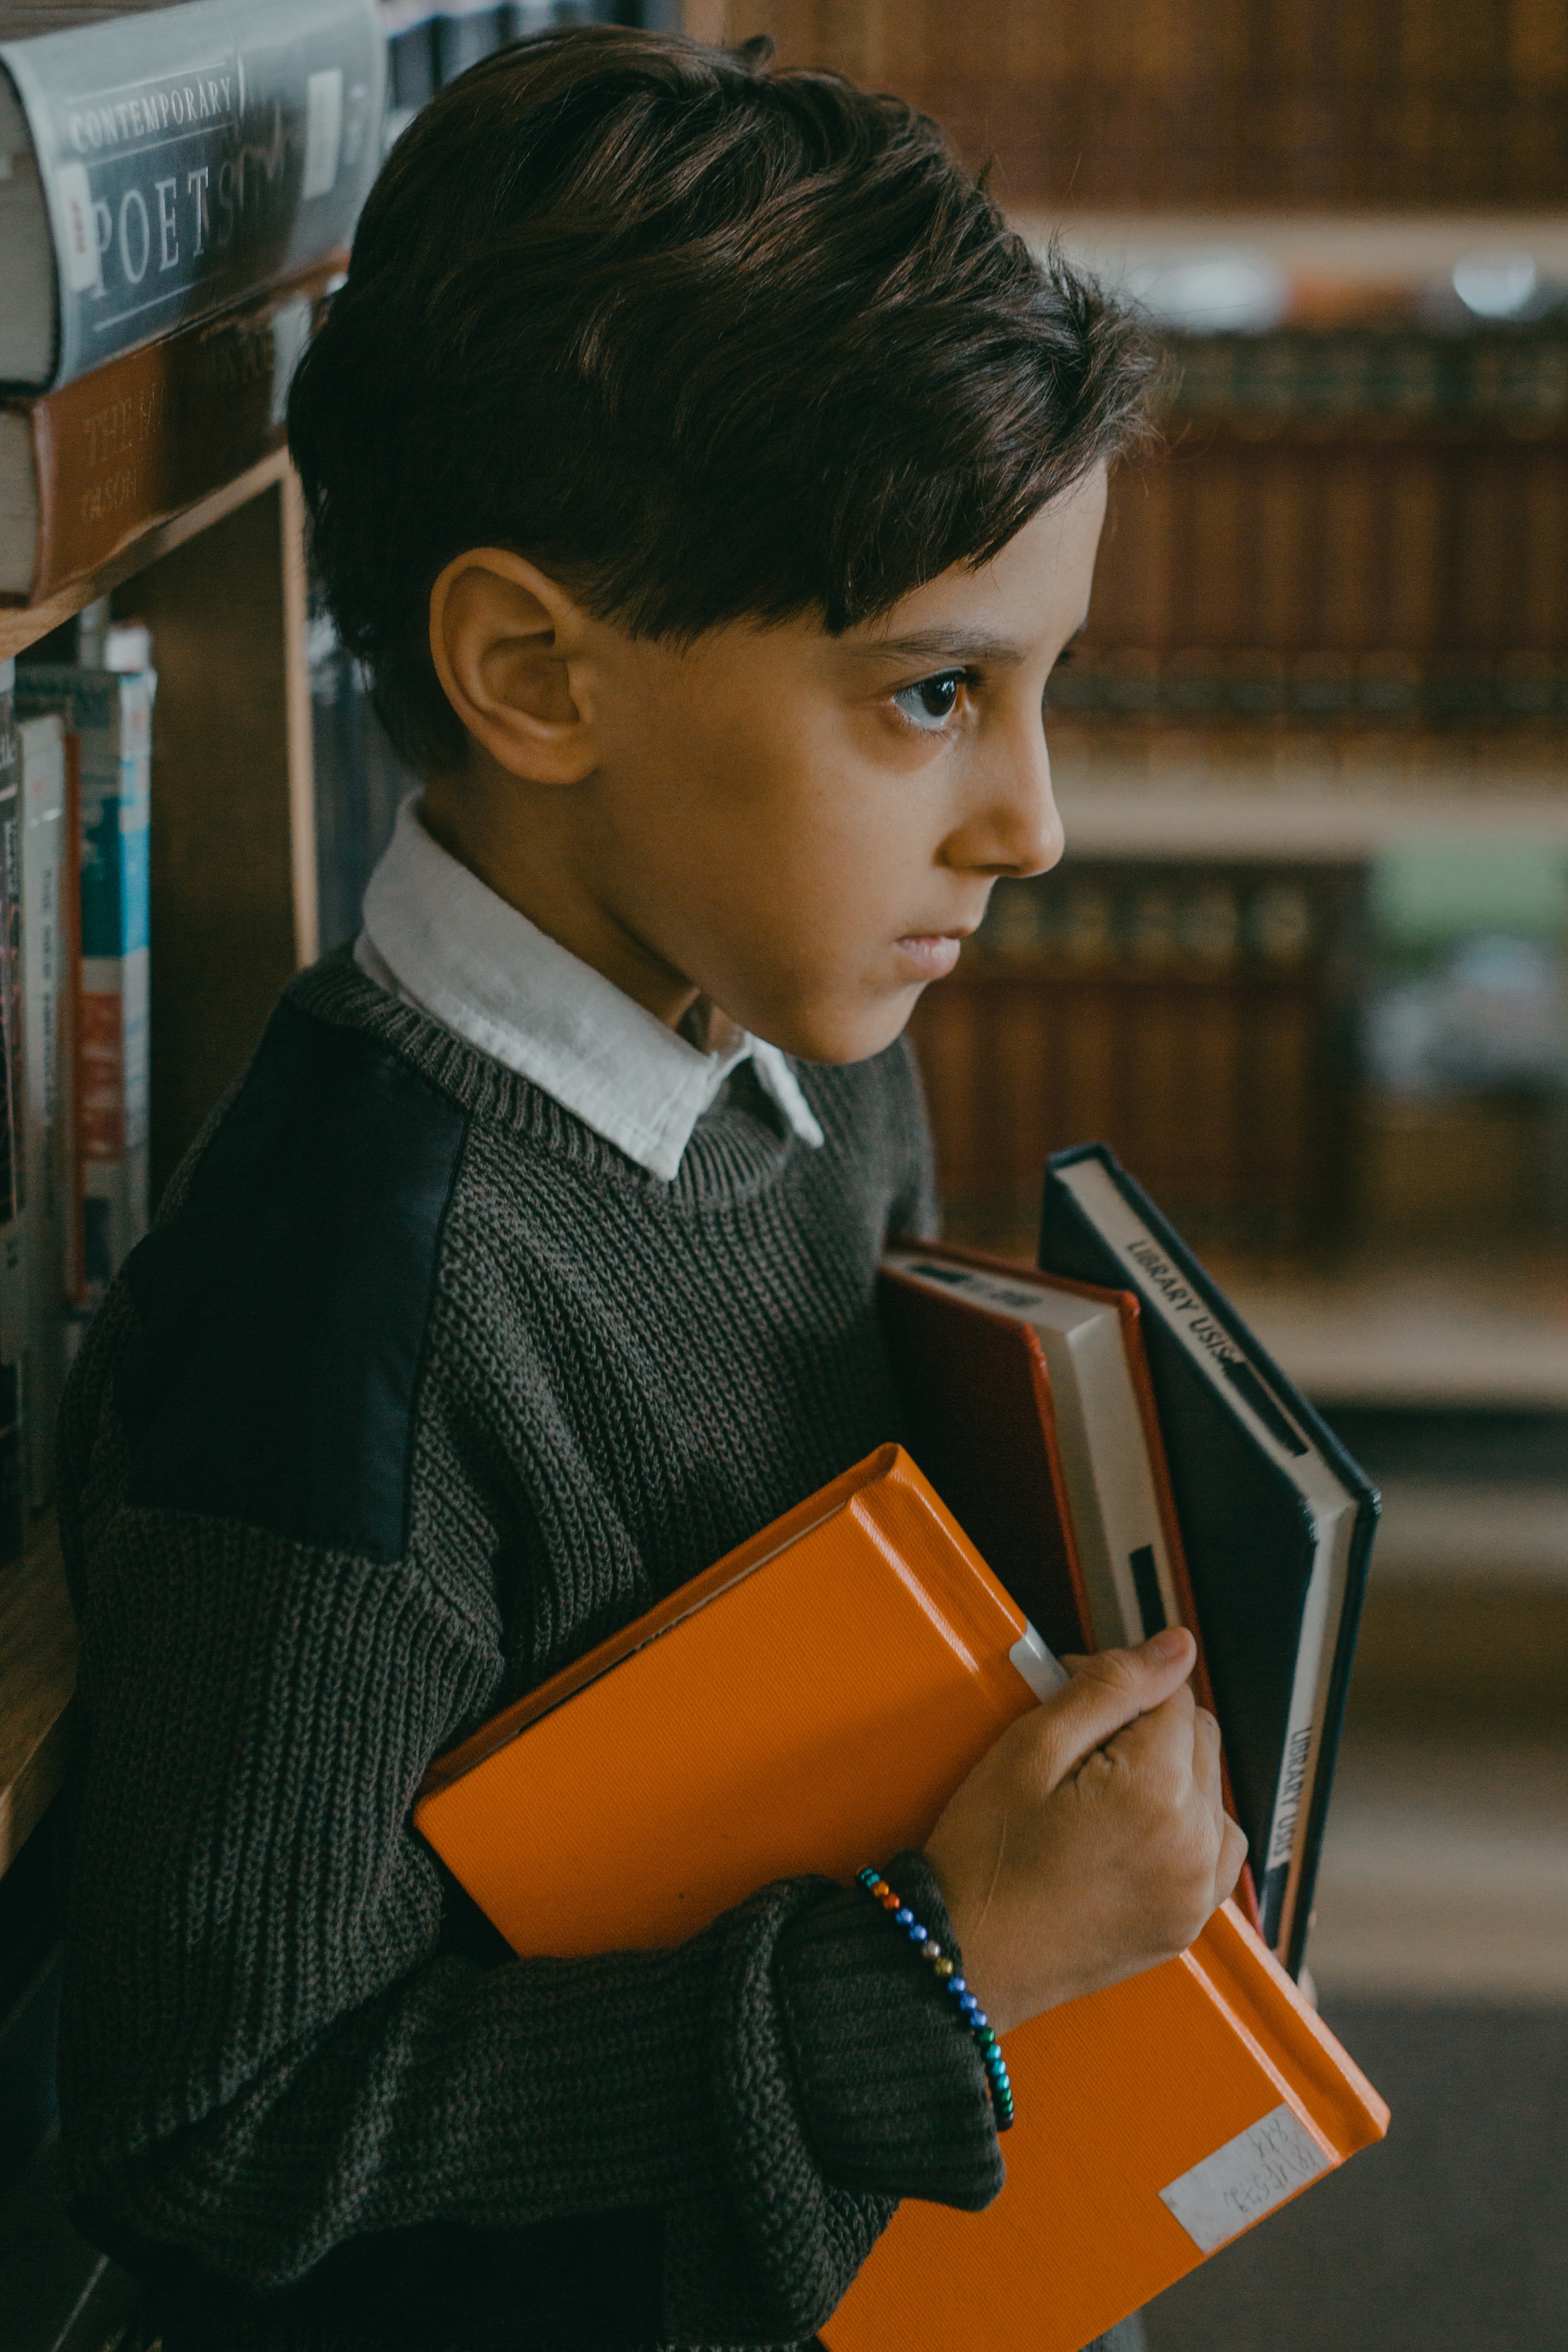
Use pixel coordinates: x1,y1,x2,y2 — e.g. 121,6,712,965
1039,1142,1379,1977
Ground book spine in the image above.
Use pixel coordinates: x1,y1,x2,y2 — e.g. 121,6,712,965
18,715,66,1509
1,0,383,390
7,265,339,607
0,666,26,1564
15,666,152,1312
78,684,151,1310
58,728,84,1319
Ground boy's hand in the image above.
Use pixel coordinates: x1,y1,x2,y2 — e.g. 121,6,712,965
922,1628,1247,2037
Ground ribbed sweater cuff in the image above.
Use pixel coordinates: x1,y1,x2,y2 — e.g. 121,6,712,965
774,1852,1003,2211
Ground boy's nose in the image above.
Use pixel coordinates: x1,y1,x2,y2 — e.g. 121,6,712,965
950,731,1064,880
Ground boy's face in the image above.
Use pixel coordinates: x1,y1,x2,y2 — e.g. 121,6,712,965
430,463,1107,1064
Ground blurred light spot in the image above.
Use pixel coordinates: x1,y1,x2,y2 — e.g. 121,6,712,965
1125,249,1287,333
1451,253,1538,318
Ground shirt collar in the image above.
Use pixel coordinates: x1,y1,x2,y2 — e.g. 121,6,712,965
357,797,824,1180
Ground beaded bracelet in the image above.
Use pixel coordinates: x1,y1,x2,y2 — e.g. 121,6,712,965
855,1867,1014,2132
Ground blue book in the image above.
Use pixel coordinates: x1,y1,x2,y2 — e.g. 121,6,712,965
1039,1141,1379,1977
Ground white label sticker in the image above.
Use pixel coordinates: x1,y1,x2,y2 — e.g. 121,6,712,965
302,69,344,199
1009,1623,1069,1701
269,296,311,425
55,161,102,293
1159,2103,1331,2253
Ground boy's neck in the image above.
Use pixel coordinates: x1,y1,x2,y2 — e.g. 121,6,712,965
421,768,704,1035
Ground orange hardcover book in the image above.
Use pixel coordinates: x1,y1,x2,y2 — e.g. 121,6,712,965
414,1445,1386,2352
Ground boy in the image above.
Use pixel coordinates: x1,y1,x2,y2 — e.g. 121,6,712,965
58,28,1245,2352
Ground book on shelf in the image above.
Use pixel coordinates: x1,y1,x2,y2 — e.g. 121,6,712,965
1039,1143,1379,1976
16,656,153,1327
1084,430,1568,721
0,0,384,392
414,1442,1388,2352
308,597,416,952
1164,322,1568,430
381,2,628,146
893,2,1568,207
18,708,71,1510
906,861,1363,1252
0,258,341,606
0,663,24,1562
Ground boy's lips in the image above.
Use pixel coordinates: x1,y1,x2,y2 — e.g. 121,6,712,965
895,931,967,980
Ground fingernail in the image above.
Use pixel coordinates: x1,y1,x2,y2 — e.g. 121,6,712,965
1151,1627,1190,1659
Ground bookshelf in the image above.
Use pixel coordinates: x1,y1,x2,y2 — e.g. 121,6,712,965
0,1514,70,1878
0,454,316,1884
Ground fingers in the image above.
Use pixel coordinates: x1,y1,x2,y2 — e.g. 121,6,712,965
1035,1629,1197,1784
1101,1677,1197,1783
1190,1704,1224,1812
1216,1815,1250,1905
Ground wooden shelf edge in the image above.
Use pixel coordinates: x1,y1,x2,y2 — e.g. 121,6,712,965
0,1699,73,1876
0,1511,77,1880
0,448,292,664
1027,209,1568,276
1052,787,1568,859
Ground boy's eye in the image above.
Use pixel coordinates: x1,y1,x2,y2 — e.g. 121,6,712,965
892,671,966,731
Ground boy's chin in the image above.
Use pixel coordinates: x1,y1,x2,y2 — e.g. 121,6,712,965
764,984,927,1068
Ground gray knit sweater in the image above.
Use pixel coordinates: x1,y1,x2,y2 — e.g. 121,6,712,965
56,952,1002,2352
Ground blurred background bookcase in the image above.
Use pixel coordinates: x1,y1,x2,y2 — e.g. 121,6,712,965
688,1,1568,1390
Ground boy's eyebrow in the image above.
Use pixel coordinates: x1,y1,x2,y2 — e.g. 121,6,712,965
849,616,1091,670
850,629,1029,668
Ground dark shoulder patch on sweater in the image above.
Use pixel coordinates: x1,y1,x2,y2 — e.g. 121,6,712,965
116,998,467,1561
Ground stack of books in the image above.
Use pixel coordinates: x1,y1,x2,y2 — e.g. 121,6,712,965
0,0,389,608
1,0,654,615
414,1144,1387,2350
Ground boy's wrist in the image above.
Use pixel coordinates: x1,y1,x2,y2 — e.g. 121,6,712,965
771,1855,1004,2212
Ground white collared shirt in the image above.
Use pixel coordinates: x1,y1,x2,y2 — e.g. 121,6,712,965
354,798,824,1180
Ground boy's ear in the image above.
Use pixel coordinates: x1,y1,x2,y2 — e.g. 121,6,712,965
429,549,597,784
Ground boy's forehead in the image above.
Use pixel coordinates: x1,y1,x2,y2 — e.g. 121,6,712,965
836,466,1107,668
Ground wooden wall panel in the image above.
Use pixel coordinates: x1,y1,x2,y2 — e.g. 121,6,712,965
125,480,310,1198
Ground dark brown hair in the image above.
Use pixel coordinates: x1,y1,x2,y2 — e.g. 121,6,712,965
288,26,1153,770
